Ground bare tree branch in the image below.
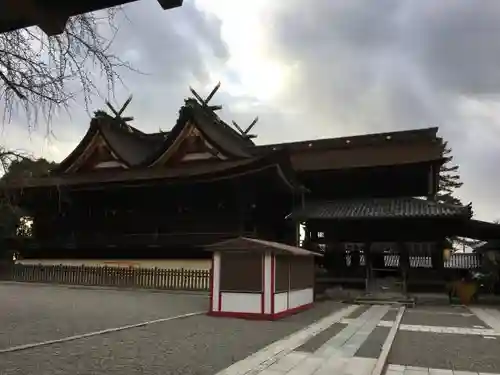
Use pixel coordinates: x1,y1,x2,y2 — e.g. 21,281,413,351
0,7,137,130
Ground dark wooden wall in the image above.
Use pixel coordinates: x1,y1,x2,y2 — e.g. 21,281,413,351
219,253,262,292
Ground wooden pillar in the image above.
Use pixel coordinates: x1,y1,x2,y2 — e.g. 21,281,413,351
427,164,436,200
432,240,445,271
295,222,301,247
399,242,409,296
324,240,343,277
364,242,372,292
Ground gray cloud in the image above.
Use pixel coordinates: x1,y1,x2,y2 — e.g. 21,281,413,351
262,0,500,221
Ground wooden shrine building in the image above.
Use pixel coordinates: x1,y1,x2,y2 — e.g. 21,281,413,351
7,87,500,292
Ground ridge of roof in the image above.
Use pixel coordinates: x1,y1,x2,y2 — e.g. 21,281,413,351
255,127,441,153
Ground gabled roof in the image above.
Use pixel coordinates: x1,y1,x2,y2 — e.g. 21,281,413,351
143,99,254,166
54,115,167,173
55,99,255,174
287,197,472,221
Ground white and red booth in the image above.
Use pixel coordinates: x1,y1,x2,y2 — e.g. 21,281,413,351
206,237,322,320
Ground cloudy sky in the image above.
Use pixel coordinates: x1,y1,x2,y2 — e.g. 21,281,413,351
2,0,500,222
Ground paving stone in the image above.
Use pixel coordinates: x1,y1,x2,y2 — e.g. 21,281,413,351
429,369,453,375
343,357,377,375
285,356,323,375
267,352,307,372
355,326,390,358
406,369,430,375
383,309,399,321
295,323,347,353
345,305,371,320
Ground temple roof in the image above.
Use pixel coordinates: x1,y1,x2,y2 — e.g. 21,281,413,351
287,197,472,221
141,98,254,166
54,99,257,174
51,96,444,177
474,239,500,252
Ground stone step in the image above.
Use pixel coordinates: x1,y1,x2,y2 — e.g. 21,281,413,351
354,295,416,307
354,300,415,308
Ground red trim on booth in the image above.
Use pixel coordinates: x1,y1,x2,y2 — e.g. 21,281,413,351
270,255,275,315
209,256,214,312
207,303,313,321
261,255,265,314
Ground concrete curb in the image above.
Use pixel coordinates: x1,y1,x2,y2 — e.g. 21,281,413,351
0,311,204,354
371,306,405,375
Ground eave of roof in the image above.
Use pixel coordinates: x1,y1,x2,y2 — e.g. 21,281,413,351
287,197,472,221
7,150,302,191
205,237,323,257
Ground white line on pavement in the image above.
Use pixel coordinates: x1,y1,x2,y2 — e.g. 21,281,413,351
470,307,500,333
0,311,204,354
371,306,404,375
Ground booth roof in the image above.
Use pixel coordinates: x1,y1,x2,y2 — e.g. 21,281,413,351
205,237,323,257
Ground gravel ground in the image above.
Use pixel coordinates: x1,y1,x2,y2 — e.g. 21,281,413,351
388,331,500,373
355,327,390,359
0,283,207,349
402,310,488,328
0,300,345,375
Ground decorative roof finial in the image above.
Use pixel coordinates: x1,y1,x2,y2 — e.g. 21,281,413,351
232,117,259,140
189,82,222,111
105,95,134,123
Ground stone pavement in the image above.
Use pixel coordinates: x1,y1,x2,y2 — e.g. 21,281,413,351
216,304,500,375
216,304,395,375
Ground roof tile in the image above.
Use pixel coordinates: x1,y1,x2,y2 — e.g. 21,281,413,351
289,197,470,220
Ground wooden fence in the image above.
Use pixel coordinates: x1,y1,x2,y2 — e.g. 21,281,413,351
1,264,211,291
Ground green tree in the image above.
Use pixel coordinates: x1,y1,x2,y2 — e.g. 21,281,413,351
437,142,478,250
437,141,464,207
0,154,57,238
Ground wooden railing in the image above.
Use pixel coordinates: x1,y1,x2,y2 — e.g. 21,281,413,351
1,264,211,291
